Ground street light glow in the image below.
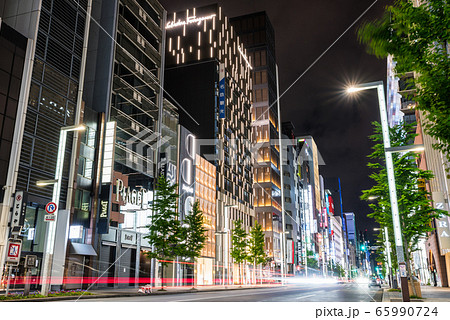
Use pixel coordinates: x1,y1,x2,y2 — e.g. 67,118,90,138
36,179,58,186
346,86,360,93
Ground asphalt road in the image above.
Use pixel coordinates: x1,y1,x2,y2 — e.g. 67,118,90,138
77,282,383,302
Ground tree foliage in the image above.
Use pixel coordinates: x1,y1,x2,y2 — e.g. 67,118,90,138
307,250,319,270
361,122,446,271
231,220,248,284
357,0,450,168
182,200,208,261
144,175,182,287
230,219,248,263
247,222,266,266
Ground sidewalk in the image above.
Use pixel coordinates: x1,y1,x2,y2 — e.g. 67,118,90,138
0,283,281,302
382,285,450,302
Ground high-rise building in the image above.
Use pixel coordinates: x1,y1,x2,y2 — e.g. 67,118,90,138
163,4,254,283
230,11,282,269
83,0,169,288
296,136,324,254
0,20,28,272
0,0,93,289
329,215,344,268
280,131,300,275
0,0,170,290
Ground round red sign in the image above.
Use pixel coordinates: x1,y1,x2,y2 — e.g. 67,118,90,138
45,202,57,214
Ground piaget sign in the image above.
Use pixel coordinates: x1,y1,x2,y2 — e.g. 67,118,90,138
116,179,149,209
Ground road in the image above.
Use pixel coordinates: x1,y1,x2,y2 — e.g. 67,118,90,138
78,282,383,302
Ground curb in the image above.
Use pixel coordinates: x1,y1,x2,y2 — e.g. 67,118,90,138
3,285,282,302
382,288,390,302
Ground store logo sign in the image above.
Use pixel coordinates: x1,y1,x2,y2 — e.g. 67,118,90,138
166,13,216,29
115,179,148,209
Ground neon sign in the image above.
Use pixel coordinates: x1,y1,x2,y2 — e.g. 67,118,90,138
166,13,216,29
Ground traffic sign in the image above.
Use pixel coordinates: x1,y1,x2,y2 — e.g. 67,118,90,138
44,214,56,222
6,239,22,266
45,202,57,214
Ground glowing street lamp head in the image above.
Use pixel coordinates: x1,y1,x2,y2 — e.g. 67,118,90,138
346,86,360,94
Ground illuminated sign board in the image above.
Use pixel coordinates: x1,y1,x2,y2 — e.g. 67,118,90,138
219,63,225,119
97,184,111,234
166,13,216,29
102,121,116,184
115,179,149,209
178,126,196,220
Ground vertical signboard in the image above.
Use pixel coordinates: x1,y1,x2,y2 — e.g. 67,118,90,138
11,191,27,228
97,184,111,234
102,121,116,184
287,239,294,264
178,126,196,220
218,63,225,119
433,192,450,255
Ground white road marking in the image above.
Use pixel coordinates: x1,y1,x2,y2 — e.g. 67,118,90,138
295,294,316,300
172,286,315,302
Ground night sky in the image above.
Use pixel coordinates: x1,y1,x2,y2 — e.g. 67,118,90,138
160,0,394,240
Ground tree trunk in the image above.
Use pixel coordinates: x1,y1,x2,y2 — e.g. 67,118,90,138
161,263,165,290
253,261,256,285
405,246,418,297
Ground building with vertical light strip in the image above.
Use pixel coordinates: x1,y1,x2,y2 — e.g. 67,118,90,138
164,4,254,284
83,0,171,288
230,12,283,271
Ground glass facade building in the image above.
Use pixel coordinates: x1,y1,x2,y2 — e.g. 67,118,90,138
230,12,282,267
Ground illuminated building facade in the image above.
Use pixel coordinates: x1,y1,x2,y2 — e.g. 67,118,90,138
195,154,217,285
230,12,282,267
164,4,254,283
295,136,325,273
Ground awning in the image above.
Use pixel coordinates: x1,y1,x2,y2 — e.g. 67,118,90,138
70,242,98,256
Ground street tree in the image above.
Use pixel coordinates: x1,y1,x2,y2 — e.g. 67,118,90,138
182,200,208,287
247,222,266,284
357,0,450,169
361,122,446,295
230,219,248,285
144,175,182,290
306,250,319,271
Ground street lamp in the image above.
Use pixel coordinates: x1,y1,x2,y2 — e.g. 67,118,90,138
346,81,410,301
37,124,85,296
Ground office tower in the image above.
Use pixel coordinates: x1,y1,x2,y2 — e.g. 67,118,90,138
163,4,254,283
83,0,169,288
230,11,282,269
296,136,324,255
0,0,92,290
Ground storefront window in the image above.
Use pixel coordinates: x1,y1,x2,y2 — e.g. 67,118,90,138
21,206,47,253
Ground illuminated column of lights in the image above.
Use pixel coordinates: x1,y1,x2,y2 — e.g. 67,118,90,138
37,124,85,296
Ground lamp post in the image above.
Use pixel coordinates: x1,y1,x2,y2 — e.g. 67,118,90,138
37,124,85,296
347,81,411,301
